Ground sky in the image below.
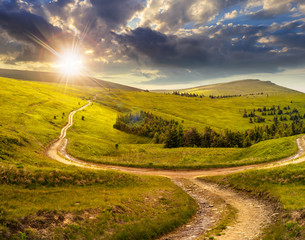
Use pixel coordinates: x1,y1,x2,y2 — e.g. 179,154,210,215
0,0,305,91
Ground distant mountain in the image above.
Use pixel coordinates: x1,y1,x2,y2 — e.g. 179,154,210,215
0,68,141,91
155,79,301,96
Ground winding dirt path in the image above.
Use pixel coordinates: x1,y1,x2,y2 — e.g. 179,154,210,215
46,101,305,240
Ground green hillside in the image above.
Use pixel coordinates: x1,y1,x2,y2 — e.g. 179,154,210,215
66,79,305,169
0,68,141,91
1,75,305,239
95,87,305,132
2,75,301,170
0,77,195,239
157,79,299,96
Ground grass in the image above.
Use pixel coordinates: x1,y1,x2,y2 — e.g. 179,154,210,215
1,76,305,239
67,101,300,169
2,76,303,170
0,77,197,239
201,148,305,239
0,168,196,240
95,89,305,133
170,79,298,96
0,76,94,169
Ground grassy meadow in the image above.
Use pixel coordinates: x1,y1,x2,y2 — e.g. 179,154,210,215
95,86,305,132
1,76,305,239
0,168,195,240
169,79,298,96
0,77,92,169
0,77,196,239
67,100,300,169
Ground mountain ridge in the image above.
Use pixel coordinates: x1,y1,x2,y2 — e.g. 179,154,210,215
0,68,141,91
153,79,301,96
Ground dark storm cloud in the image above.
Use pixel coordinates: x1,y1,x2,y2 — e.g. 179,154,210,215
114,27,209,68
0,9,61,44
114,26,264,68
0,29,22,54
270,21,305,49
13,44,38,62
114,23,305,84
0,0,304,85
0,1,77,63
90,0,144,29
0,0,20,11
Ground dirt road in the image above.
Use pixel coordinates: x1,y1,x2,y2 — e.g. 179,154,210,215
46,101,305,240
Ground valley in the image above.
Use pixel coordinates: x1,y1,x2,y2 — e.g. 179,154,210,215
1,76,305,239
1,1,305,240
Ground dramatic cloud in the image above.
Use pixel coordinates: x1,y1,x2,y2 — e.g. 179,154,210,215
0,0,304,88
0,1,74,63
138,0,247,33
114,21,305,83
0,9,61,43
91,0,144,30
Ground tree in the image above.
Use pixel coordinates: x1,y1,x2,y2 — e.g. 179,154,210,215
243,110,248,118
183,128,201,147
243,136,251,147
202,127,215,148
164,125,183,148
153,132,160,143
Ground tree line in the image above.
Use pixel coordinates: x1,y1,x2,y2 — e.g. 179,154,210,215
172,91,265,99
113,111,183,145
172,91,204,98
114,111,305,148
243,105,305,123
209,92,264,99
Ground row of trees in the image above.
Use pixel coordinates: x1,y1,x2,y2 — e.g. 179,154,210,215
249,116,265,123
169,120,305,148
210,92,264,99
172,91,204,98
172,92,264,99
114,111,305,148
209,94,242,99
243,105,304,122
113,111,183,145
257,105,290,112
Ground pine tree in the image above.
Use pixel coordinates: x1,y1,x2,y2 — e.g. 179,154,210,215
164,125,183,148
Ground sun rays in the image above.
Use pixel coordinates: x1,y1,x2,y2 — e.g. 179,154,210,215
55,52,83,76
27,33,87,78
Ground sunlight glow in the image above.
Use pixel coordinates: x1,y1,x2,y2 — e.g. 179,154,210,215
85,49,94,54
57,52,83,76
26,33,89,79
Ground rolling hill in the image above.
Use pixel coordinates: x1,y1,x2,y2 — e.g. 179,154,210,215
155,79,300,96
0,76,195,239
95,83,305,132
1,74,305,239
0,68,140,91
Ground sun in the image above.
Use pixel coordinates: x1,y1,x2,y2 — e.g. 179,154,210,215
57,52,83,76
